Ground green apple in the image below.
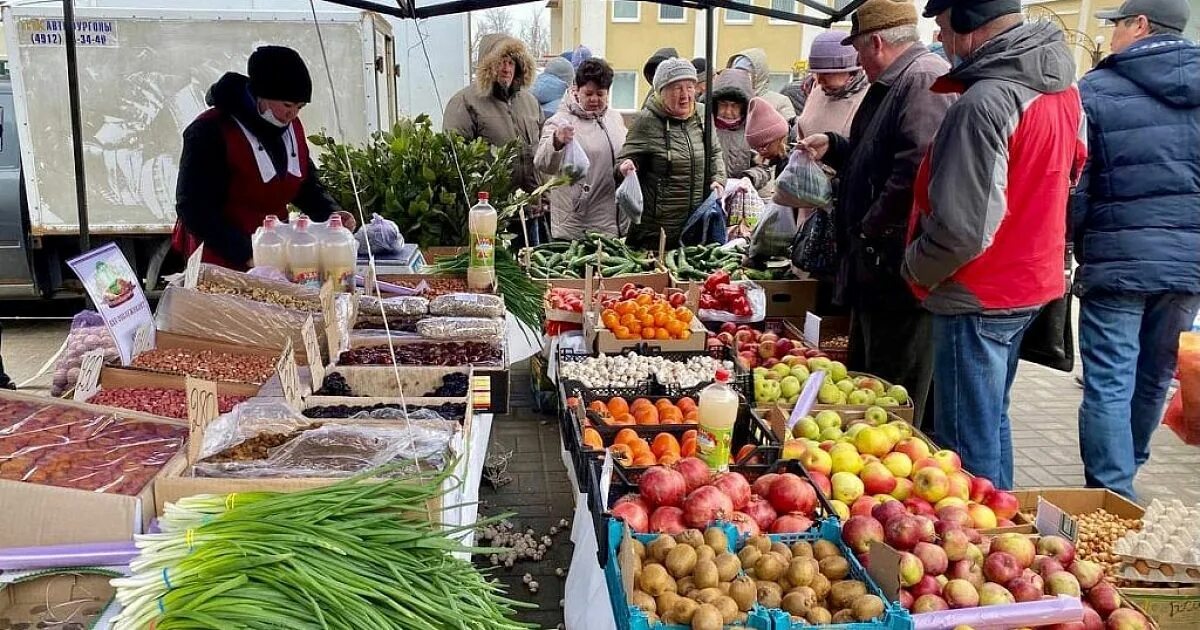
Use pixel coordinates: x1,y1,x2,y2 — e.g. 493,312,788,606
861,389,878,405
815,410,842,430
836,379,856,395
817,382,841,404
786,394,800,406
829,360,849,383
755,379,781,403
876,396,899,407
844,423,868,440
780,375,802,399
771,363,792,380
781,355,801,367
847,390,871,405
834,391,848,405
889,420,913,439
864,406,889,425
887,385,910,405
820,426,844,442
794,417,821,440
789,365,811,382
753,367,770,379
807,356,833,373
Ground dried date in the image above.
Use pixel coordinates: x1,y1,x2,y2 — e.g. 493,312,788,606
337,342,500,366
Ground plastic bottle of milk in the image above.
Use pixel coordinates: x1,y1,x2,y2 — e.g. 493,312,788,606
320,214,358,292
467,192,498,291
697,369,741,472
287,216,321,289
252,215,288,274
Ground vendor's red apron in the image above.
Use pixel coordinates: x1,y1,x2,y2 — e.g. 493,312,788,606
171,110,309,270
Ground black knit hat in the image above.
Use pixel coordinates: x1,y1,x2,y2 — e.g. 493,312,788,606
923,0,1022,33
248,46,313,103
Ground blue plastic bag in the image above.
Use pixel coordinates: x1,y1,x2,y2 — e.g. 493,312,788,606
680,192,728,247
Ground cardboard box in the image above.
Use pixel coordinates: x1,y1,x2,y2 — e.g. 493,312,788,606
540,270,670,294
583,310,707,354
1011,487,1144,539
0,570,118,627
0,390,185,547
127,329,308,374
312,365,472,399
1121,586,1200,630
671,275,821,320
81,366,262,423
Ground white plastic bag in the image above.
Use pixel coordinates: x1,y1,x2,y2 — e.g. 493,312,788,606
561,139,591,185
748,202,799,261
617,171,644,225
773,150,833,208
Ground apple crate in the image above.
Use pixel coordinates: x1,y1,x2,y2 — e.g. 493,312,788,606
758,520,914,630
602,517,776,630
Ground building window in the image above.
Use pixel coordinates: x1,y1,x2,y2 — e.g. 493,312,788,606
769,72,792,92
612,1,639,22
725,2,753,23
769,0,797,24
659,4,685,22
611,71,638,110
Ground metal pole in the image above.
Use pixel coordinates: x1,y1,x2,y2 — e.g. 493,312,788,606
63,0,89,252
703,3,714,186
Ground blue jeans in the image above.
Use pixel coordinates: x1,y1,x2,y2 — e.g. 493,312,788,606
933,311,1039,490
1079,293,1200,500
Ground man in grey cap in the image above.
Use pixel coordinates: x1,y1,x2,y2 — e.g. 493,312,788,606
1073,0,1200,501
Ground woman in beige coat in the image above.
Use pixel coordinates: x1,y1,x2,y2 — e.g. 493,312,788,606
534,58,629,240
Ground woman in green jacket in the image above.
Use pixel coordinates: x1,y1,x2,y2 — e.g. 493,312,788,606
617,58,725,249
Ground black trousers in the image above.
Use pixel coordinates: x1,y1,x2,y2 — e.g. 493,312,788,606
0,321,10,386
848,306,935,430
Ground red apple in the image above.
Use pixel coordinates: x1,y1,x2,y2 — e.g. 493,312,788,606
891,477,914,500
738,351,759,369
872,500,908,526
941,529,973,562
1045,570,1082,597
932,449,962,473
1007,576,1043,602
719,322,738,335
776,338,795,356
979,582,1015,606
947,471,971,501
912,593,949,613
914,541,949,576
912,457,941,474
904,497,936,518
947,559,986,590
899,551,926,587
942,579,980,609
936,504,973,529
985,490,1020,521
808,471,832,497
1022,568,1045,593
1071,559,1106,590
913,515,936,542
966,502,998,530
861,461,898,495
885,515,924,551
1037,535,1077,567
897,589,914,611
911,574,942,598
1081,605,1105,630
1034,555,1066,578
850,495,877,519
1087,581,1121,619
983,551,1023,584
969,476,995,503
990,533,1036,569
1104,609,1151,629
895,438,933,464
841,516,884,554
913,467,950,503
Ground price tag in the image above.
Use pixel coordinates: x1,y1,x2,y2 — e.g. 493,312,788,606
185,376,219,462
1034,497,1078,540
132,323,155,358
184,244,203,289
364,266,377,295
325,321,344,363
320,280,336,319
600,449,614,510
302,316,326,390
74,350,106,401
803,311,822,348
275,339,302,408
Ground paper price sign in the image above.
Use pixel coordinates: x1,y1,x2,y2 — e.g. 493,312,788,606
184,244,204,289
73,350,106,401
325,321,344,362
276,339,302,408
185,377,219,462
302,316,326,390
132,323,155,356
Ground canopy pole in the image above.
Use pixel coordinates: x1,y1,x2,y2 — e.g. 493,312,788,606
63,0,89,252
703,2,714,187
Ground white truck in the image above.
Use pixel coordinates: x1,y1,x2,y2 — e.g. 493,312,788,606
0,1,469,298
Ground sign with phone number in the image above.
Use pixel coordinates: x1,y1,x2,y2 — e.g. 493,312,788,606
19,18,118,48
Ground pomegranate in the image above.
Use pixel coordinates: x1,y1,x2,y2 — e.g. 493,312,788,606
751,472,780,497
742,496,778,531
683,485,734,529
766,473,817,516
730,511,761,537
648,506,687,534
638,466,687,508
674,457,711,492
769,512,813,534
611,498,649,532
711,472,752,510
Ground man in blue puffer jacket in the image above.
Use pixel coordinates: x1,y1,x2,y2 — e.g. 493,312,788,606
1074,0,1200,500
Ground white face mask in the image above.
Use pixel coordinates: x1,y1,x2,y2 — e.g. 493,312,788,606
260,108,289,128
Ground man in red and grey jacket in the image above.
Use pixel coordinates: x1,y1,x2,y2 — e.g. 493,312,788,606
902,0,1087,489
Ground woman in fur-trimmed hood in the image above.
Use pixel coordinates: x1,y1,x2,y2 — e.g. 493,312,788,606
443,34,543,194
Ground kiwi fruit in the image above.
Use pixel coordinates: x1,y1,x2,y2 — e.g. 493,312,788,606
851,594,886,621
729,576,757,611
771,541,794,561
696,545,716,564
829,580,868,610
676,529,705,548
785,557,816,587
693,559,720,590
704,527,729,552
819,555,851,580
806,606,833,624
639,564,672,597
691,604,724,630
813,539,840,561
756,581,783,609
666,544,698,578
713,596,740,624
648,535,677,564
630,590,656,615
791,541,814,559
714,553,741,582
755,552,787,582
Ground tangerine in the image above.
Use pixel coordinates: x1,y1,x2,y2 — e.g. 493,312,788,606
613,326,633,340
677,329,692,340
664,320,685,336
655,328,671,341
653,312,670,327
635,294,653,306
641,327,657,339
675,307,694,323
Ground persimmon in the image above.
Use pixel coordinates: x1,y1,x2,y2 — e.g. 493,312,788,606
634,407,659,425
632,453,657,467
587,400,609,417
582,428,603,451
681,438,697,458
651,433,681,458
609,444,633,466
614,428,639,447
676,397,697,412
611,413,636,426
607,397,630,418
657,453,680,466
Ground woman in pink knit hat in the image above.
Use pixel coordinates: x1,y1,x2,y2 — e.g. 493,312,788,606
796,31,869,138
744,96,793,181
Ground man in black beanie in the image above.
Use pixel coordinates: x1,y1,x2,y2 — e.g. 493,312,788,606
172,45,354,270
901,0,1086,488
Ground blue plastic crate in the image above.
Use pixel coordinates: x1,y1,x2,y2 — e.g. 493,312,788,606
741,521,913,630
603,517,774,630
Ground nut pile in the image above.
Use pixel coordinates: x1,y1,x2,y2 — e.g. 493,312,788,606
196,283,322,312
823,335,850,351
89,388,248,420
203,423,324,462
132,348,278,384
1076,509,1142,578
0,401,185,494
390,278,468,298
337,342,501,366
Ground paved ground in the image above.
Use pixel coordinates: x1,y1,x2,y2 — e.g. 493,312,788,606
5,317,1200,628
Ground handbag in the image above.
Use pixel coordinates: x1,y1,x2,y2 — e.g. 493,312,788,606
1019,246,1075,371
790,207,837,278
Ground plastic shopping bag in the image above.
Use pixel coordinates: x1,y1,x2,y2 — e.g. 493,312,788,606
617,171,644,225
747,203,798,261
355,213,403,256
773,150,833,209
791,207,838,277
561,139,591,186
1164,332,1200,445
